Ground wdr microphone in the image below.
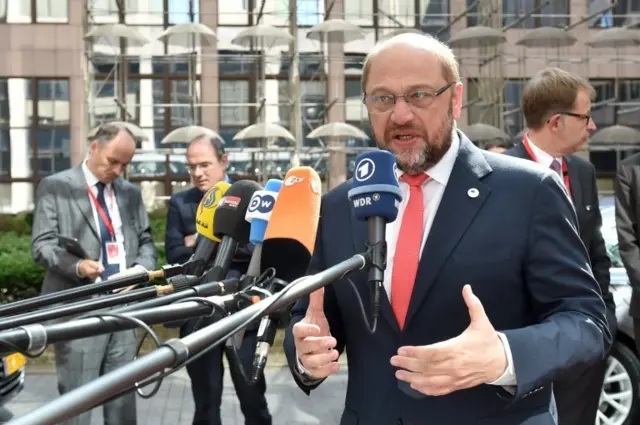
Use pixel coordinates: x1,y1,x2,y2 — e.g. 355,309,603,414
207,180,262,282
185,181,232,276
251,168,321,383
262,167,322,282
245,179,283,277
347,151,402,328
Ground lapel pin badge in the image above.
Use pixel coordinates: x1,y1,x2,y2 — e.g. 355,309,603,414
467,188,479,198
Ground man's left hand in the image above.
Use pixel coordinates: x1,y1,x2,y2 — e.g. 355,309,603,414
390,285,507,396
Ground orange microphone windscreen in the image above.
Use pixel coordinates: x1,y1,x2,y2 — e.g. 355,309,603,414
262,167,322,281
196,181,231,243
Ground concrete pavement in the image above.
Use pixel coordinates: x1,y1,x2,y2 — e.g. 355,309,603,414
2,366,347,425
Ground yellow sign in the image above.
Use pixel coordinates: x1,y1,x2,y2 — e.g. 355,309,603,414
196,181,231,243
3,352,26,376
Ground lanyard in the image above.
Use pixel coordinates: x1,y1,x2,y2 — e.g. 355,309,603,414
522,134,572,197
87,184,115,240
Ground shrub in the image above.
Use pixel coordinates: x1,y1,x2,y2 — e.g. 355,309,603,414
0,214,168,302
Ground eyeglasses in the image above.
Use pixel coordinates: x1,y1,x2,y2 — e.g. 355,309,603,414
363,82,454,114
552,111,592,125
187,162,213,174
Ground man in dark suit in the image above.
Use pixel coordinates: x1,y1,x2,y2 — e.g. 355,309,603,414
165,134,271,425
283,33,611,425
615,154,640,353
31,121,157,425
504,67,615,425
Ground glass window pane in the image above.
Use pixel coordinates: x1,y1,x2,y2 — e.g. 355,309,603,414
169,79,201,128
8,78,31,128
219,80,250,126
36,0,68,23
125,0,163,24
421,0,450,39
29,127,71,176
167,0,198,24
219,2,250,25
36,80,69,126
0,129,10,177
6,0,31,23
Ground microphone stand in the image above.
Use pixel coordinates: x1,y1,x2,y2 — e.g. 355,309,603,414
0,264,184,317
6,253,367,425
0,277,238,331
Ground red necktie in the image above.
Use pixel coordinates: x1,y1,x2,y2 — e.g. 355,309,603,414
391,174,428,329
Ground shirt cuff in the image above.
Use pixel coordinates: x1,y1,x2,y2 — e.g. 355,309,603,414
75,260,83,278
295,351,323,384
486,332,517,388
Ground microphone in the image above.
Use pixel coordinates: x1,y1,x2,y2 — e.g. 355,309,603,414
251,167,322,383
245,179,283,278
185,181,232,276
262,167,322,282
347,150,402,329
207,180,262,282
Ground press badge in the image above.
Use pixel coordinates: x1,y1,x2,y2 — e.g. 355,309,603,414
106,242,120,264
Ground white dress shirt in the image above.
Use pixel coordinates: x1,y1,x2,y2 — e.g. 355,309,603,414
298,132,516,388
526,135,564,179
81,161,127,279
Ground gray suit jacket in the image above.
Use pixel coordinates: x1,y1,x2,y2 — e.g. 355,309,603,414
31,165,157,295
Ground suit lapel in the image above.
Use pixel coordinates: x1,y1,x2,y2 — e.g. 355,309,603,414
69,166,100,241
349,202,400,334
405,135,492,328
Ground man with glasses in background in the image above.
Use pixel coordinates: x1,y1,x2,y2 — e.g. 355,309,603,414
505,67,615,425
164,134,272,425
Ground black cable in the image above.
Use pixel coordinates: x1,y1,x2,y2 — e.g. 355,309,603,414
344,274,378,333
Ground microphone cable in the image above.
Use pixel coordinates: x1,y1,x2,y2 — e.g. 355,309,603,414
0,260,378,400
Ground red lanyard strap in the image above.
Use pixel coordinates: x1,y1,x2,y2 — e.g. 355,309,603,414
522,134,572,197
87,185,115,240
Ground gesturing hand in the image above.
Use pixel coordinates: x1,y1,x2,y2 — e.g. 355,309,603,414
391,285,507,396
292,288,340,379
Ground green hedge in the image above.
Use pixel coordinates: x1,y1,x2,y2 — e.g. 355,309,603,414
0,210,168,303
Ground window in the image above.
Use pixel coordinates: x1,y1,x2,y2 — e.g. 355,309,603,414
467,0,569,28
296,0,321,26
588,0,640,28
6,0,69,23
421,0,450,41
344,0,374,25
90,53,201,149
590,79,616,126
503,80,526,138
0,78,71,179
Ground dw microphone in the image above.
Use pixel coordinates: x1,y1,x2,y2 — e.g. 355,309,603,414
245,179,283,278
348,151,402,329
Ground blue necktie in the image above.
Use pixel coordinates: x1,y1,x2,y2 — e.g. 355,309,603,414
95,182,120,280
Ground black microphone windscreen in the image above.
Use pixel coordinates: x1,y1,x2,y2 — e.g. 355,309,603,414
213,180,262,247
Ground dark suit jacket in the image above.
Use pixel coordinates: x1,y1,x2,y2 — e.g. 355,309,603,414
614,152,640,317
32,166,157,295
165,187,203,265
505,144,616,333
284,134,610,425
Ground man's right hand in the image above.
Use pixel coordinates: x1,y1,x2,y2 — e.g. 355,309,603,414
184,234,197,248
292,288,340,379
78,259,104,279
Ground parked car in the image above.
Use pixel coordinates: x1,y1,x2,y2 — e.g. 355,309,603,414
598,199,640,425
0,351,26,413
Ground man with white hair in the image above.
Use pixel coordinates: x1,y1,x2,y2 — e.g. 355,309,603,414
283,32,610,424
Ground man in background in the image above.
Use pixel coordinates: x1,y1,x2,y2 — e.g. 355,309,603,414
164,134,272,425
505,67,615,425
615,153,640,354
31,121,157,425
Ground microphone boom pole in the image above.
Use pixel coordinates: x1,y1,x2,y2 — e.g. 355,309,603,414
0,279,241,357
6,254,367,425
0,264,184,317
